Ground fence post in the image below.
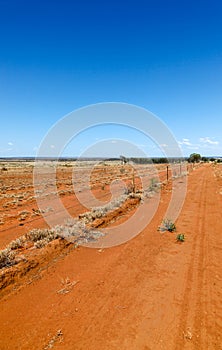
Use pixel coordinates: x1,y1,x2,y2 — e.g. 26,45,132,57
167,165,169,181
132,169,135,193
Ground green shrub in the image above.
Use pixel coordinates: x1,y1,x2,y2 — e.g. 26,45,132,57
176,234,185,242
160,219,176,232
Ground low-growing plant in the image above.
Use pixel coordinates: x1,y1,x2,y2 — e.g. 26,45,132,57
176,234,185,242
0,248,15,268
8,237,25,250
26,228,58,243
34,238,49,248
159,219,176,232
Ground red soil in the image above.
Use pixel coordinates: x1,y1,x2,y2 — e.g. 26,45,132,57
1,163,222,349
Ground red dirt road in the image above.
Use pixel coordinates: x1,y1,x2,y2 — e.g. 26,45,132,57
1,164,222,349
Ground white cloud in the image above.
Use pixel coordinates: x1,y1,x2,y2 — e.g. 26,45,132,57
8,142,13,146
178,139,192,146
176,136,221,156
50,144,55,149
178,138,192,146
199,137,219,145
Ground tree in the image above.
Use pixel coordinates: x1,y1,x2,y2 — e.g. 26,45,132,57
188,153,201,163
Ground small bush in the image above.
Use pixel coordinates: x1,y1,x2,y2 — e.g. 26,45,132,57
0,248,15,268
159,219,176,232
8,237,25,250
26,228,58,242
176,234,185,242
163,219,176,232
34,238,49,248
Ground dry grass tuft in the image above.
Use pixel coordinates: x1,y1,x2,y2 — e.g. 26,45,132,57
7,237,25,250
0,248,16,269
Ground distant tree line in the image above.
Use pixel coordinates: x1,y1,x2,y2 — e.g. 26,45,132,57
120,156,185,164
120,154,222,164
188,153,222,163
130,157,169,164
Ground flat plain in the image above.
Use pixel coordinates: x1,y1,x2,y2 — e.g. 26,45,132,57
0,161,222,349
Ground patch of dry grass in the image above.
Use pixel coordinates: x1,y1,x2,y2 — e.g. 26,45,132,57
0,248,16,269
0,189,143,270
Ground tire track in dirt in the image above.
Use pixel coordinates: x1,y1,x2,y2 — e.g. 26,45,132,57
174,165,221,349
174,167,207,348
202,165,222,349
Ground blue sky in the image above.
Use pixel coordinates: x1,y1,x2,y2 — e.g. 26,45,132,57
0,0,222,157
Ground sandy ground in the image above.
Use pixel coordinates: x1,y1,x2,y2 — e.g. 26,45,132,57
0,162,171,248
1,162,222,349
